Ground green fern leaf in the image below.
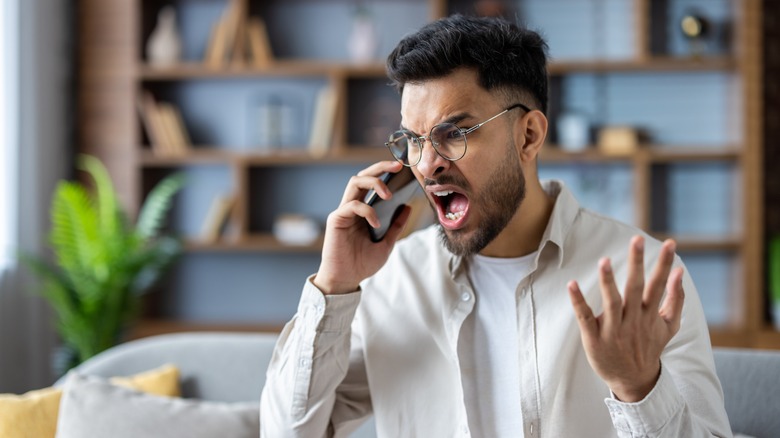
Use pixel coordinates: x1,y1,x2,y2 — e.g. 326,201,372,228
78,155,120,241
136,173,185,239
50,182,100,282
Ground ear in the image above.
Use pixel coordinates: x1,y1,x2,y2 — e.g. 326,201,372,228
514,110,548,163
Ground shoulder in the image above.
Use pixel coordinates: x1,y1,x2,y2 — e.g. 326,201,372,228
568,207,669,263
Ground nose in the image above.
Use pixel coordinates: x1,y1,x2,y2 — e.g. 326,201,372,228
414,137,450,179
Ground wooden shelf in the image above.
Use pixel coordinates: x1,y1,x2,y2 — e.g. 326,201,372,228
186,233,323,253
709,328,752,348
127,319,284,341
650,234,742,252
141,146,738,167
539,145,740,163
547,55,735,74
754,329,780,350
139,148,240,166
138,56,734,81
127,320,779,348
139,147,388,167
645,147,740,163
138,60,387,81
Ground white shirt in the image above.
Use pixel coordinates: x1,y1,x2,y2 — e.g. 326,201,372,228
460,252,536,436
260,181,733,438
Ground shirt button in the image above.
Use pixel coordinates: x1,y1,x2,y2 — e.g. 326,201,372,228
530,423,535,436
461,292,471,301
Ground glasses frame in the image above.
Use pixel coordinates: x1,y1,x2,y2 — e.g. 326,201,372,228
385,103,532,167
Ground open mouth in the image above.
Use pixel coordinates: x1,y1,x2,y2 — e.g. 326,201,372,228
431,188,470,229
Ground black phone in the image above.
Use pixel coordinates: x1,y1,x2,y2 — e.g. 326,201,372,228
363,166,419,242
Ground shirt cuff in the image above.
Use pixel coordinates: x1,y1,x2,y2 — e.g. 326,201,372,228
299,274,361,332
603,363,685,435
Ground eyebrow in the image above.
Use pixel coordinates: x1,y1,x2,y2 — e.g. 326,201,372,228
399,112,474,135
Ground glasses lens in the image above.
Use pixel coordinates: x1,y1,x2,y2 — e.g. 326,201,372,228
431,123,466,160
387,131,418,165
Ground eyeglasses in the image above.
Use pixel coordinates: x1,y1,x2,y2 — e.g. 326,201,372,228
384,103,531,167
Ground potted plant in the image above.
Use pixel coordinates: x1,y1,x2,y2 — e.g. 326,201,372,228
770,235,780,330
22,155,184,374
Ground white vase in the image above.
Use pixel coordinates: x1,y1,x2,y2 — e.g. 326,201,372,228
147,6,182,66
347,13,378,64
557,112,590,152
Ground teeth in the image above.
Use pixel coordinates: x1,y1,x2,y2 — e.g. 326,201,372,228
445,211,465,221
433,190,453,197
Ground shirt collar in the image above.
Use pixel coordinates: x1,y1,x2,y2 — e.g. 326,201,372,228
448,179,580,278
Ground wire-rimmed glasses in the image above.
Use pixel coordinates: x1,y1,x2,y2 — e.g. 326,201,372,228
384,103,531,167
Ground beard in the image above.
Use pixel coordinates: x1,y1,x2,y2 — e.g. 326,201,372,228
436,139,526,256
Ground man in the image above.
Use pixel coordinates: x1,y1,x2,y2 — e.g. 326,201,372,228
261,15,732,437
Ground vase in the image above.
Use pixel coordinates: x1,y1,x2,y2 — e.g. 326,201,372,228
347,12,378,64
147,6,182,66
557,112,590,152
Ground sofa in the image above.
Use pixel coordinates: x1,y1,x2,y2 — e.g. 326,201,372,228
63,332,780,437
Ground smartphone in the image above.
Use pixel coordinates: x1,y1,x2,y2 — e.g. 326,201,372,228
363,166,419,242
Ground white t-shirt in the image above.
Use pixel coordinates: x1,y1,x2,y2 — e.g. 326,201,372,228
459,251,538,437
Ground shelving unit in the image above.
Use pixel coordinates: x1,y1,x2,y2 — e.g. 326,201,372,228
77,0,771,348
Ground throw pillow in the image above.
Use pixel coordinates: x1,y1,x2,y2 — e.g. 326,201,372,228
0,363,180,438
110,363,181,397
55,372,260,438
0,387,61,438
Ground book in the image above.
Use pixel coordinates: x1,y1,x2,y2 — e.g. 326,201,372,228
307,86,338,158
200,194,236,242
168,105,193,149
157,103,190,155
137,92,175,155
204,18,227,68
247,18,273,68
229,0,248,67
221,0,242,64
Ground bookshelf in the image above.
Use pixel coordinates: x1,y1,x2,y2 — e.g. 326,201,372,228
77,0,771,349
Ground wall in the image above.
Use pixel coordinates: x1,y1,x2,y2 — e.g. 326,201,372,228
0,0,72,392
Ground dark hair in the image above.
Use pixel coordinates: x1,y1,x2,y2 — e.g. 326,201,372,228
386,14,549,114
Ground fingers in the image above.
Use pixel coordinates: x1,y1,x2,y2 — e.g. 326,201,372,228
598,257,623,331
623,235,646,318
568,281,598,339
329,199,382,229
644,239,677,310
340,161,404,205
659,267,685,334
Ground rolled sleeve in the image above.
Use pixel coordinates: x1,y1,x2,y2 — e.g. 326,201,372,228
262,275,364,435
604,364,685,436
299,275,362,332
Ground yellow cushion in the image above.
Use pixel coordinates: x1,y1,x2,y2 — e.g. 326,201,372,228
110,363,181,397
0,363,180,438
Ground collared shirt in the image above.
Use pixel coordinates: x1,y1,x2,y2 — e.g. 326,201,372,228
260,181,733,438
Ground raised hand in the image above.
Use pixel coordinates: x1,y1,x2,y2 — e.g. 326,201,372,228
567,236,686,402
313,160,412,295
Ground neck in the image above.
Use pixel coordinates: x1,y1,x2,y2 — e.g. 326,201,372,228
478,179,554,258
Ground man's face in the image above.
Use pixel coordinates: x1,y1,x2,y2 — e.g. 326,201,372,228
400,69,526,256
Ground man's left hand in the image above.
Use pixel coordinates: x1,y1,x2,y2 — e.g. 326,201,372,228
567,235,685,403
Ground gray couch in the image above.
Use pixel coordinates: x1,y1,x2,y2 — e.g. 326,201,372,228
64,332,780,437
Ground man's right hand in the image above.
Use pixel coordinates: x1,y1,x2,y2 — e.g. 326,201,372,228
313,160,413,295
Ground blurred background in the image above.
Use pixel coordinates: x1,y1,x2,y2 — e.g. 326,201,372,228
1,0,778,393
